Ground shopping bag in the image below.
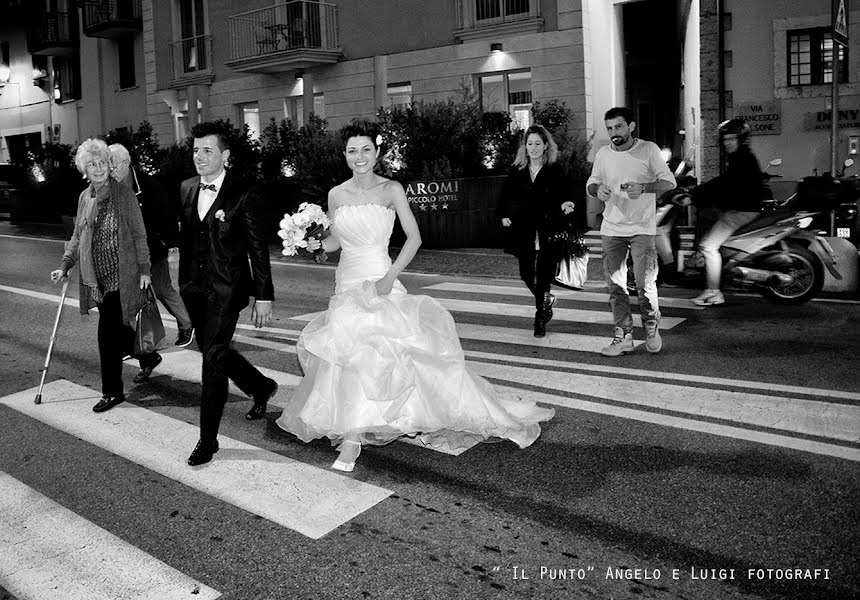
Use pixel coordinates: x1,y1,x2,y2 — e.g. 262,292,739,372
133,287,165,355
555,249,589,290
551,225,589,290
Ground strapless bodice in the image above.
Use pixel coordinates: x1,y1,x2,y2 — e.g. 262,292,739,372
332,204,403,294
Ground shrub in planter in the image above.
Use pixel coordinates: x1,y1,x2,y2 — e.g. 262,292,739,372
105,121,166,175
531,100,592,183
11,142,81,221
376,92,521,181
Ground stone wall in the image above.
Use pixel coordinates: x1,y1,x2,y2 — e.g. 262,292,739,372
699,0,722,180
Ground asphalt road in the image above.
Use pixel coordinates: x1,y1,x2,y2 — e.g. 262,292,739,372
0,231,858,600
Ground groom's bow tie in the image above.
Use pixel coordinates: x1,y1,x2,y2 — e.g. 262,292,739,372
199,183,217,192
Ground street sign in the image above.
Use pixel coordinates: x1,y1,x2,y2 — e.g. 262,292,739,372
734,101,781,135
833,0,849,47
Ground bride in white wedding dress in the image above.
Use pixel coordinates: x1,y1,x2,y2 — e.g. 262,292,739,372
275,119,554,472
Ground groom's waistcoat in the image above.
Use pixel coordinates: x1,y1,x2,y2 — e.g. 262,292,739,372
188,202,212,286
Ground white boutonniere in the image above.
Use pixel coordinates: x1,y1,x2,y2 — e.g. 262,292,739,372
214,209,226,222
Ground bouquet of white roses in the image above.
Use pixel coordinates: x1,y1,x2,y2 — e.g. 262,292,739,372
278,202,332,263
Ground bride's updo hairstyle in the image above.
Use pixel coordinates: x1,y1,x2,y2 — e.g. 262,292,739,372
341,119,382,150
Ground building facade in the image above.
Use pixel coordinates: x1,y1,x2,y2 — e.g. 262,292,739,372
5,1,851,192
1,1,653,165
687,0,859,189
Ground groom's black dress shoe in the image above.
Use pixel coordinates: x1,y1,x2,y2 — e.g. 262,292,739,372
187,439,219,466
93,395,125,413
246,378,278,420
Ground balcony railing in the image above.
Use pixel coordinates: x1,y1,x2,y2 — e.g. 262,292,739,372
168,34,214,88
29,11,79,55
81,0,143,39
454,0,542,41
225,1,341,73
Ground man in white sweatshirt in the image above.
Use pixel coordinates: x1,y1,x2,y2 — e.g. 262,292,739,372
586,107,676,356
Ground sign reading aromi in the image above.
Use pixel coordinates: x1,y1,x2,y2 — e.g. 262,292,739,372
734,101,782,135
405,180,461,212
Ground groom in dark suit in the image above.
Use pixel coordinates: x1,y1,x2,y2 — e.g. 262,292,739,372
178,121,278,466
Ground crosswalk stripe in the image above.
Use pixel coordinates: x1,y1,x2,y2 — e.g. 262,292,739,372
447,322,643,353
139,348,299,408
148,350,467,456
0,380,392,540
0,471,221,600
464,350,860,402
291,299,685,330
423,282,705,310
494,385,860,462
245,316,643,354
468,361,860,446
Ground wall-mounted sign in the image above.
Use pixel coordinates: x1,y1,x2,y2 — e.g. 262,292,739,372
734,101,781,135
804,108,860,130
405,180,461,212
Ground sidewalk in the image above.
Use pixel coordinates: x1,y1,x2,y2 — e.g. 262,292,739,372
0,219,528,280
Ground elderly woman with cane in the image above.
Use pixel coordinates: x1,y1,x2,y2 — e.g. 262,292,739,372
50,138,151,412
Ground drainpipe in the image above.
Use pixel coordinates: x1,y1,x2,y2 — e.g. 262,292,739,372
717,0,725,173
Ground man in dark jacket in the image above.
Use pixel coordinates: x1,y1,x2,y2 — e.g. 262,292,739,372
690,119,770,306
176,122,277,466
109,144,194,382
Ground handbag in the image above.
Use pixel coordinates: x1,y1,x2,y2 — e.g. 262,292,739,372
551,224,589,290
133,287,165,355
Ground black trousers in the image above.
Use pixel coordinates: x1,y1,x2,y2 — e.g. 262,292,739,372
516,246,556,308
182,287,270,442
96,291,135,398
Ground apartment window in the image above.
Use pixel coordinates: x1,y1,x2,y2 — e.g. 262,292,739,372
178,0,206,72
240,102,260,140
475,0,531,22
479,70,532,128
118,37,135,89
788,28,848,86
286,94,325,126
387,82,412,109
53,56,81,103
175,110,188,142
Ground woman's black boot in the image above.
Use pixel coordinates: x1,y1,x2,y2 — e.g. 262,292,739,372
533,309,546,337
542,292,556,326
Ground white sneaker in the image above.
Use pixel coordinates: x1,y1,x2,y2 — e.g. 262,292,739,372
644,321,662,354
692,289,725,306
600,328,634,357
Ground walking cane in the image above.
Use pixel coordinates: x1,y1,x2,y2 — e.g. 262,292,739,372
35,277,70,405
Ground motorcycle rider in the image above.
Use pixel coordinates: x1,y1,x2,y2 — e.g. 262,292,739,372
690,118,771,306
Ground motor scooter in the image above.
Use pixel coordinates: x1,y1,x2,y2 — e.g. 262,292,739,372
788,158,859,245
659,161,843,304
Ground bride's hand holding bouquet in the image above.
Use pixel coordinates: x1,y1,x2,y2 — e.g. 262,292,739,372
278,202,332,263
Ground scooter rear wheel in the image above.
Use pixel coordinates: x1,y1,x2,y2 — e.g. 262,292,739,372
761,243,823,305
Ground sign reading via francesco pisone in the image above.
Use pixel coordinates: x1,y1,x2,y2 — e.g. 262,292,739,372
405,180,461,212
734,102,781,135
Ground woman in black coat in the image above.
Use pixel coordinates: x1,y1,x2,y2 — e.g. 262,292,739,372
498,124,575,337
